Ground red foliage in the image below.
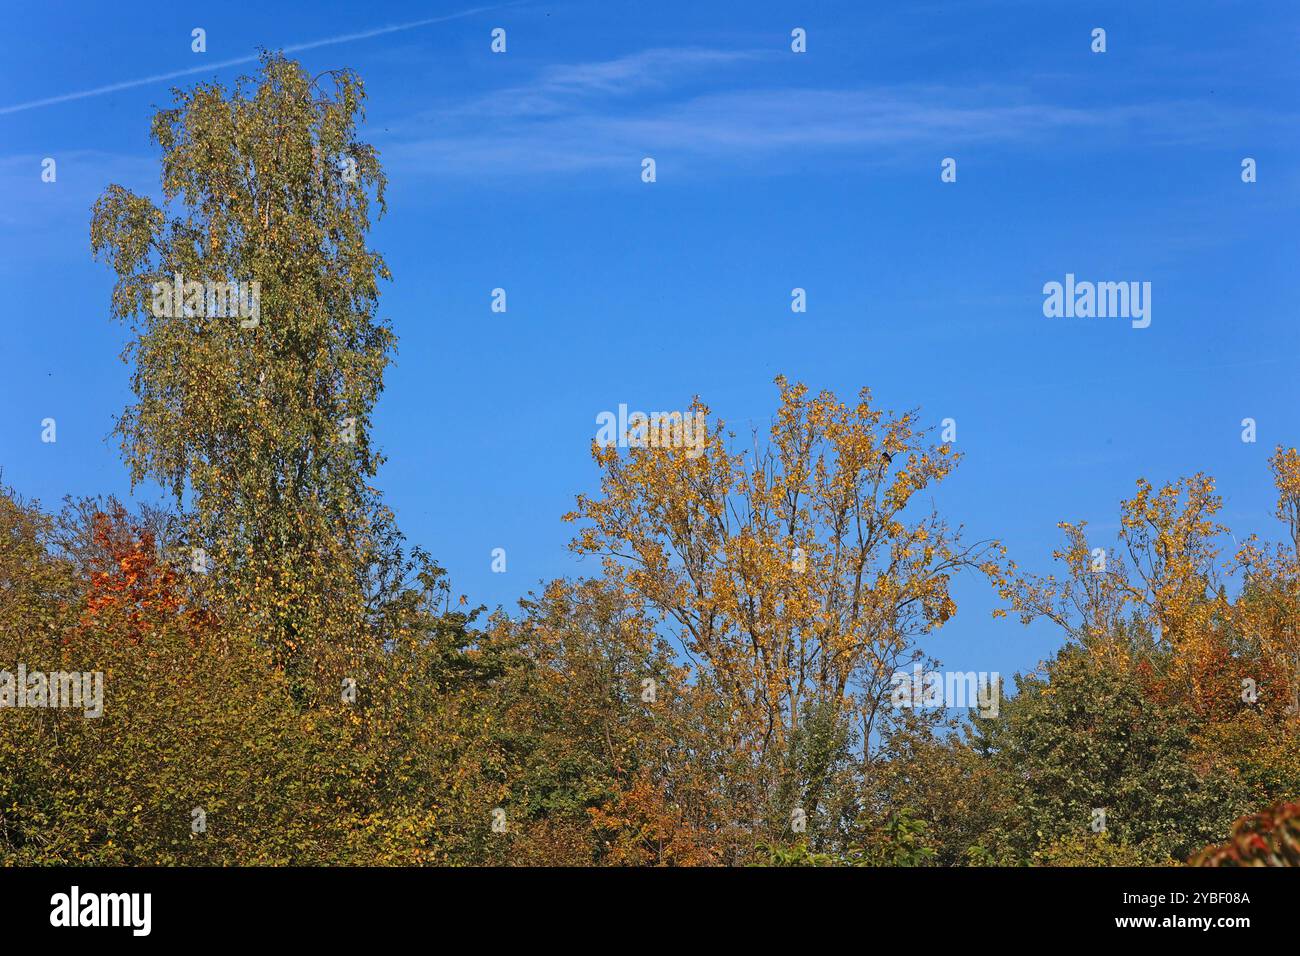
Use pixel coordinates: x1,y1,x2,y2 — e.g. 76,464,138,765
77,505,185,644
1192,802,1300,866
1136,628,1288,724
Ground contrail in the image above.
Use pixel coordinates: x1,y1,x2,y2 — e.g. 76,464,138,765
0,3,516,116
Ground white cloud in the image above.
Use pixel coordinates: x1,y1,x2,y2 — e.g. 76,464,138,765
380,47,1278,180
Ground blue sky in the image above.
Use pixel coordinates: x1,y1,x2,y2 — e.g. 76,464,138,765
1,0,1297,683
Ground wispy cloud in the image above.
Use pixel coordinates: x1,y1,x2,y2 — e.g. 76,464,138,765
381,47,1291,179
534,48,764,98
0,3,518,116
437,46,769,122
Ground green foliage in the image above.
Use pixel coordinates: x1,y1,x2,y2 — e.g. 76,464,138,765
1035,833,1155,867
751,842,837,867
754,810,937,867
851,808,939,866
769,699,860,851
969,640,1239,864
865,716,1014,865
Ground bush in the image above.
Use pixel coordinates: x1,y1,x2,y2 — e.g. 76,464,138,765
1192,802,1300,866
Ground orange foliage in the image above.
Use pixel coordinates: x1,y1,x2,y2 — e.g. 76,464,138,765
588,771,723,866
76,506,205,645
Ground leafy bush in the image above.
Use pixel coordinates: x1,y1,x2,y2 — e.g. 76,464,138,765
1192,802,1300,866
